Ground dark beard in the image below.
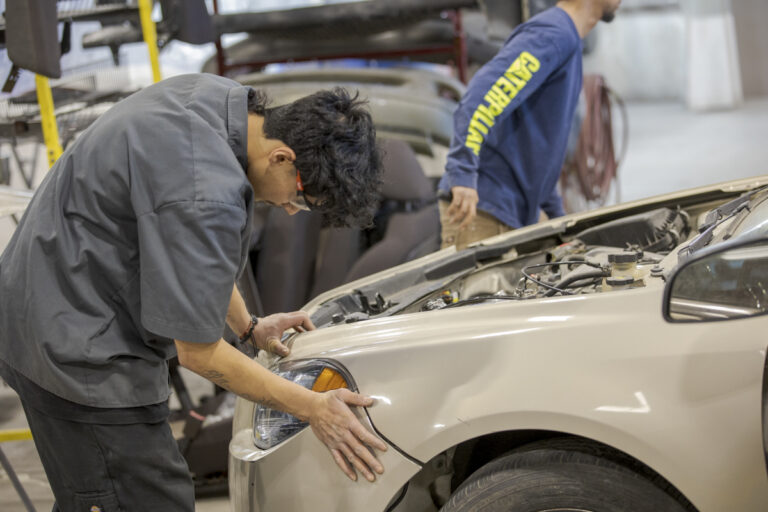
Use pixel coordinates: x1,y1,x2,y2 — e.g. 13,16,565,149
601,10,616,22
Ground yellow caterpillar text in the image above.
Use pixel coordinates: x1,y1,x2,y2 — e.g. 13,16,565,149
464,51,541,156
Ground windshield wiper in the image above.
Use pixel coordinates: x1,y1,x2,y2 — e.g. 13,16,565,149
678,202,749,263
697,192,756,233
721,204,753,241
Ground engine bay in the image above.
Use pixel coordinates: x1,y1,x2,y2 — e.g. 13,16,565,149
310,205,696,328
400,242,668,314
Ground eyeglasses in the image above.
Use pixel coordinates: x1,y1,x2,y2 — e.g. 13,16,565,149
290,170,311,211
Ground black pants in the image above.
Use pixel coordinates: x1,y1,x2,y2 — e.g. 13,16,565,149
20,399,194,512
0,360,195,512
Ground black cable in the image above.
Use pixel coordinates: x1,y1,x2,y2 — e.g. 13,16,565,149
524,260,604,271
521,260,606,296
385,483,409,512
521,267,571,295
544,269,608,297
443,294,522,309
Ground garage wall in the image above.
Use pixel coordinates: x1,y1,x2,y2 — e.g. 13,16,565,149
582,0,768,103
683,0,742,110
582,2,686,101
732,1,768,98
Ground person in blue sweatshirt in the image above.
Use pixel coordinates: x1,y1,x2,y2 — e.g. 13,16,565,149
439,0,621,249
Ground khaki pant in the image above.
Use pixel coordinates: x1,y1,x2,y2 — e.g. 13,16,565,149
439,200,514,250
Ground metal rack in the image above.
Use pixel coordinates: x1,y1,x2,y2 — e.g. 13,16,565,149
210,0,475,83
0,67,137,190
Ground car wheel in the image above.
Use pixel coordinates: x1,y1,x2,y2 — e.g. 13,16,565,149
440,439,690,512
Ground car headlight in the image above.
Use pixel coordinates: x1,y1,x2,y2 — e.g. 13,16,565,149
253,359,355,450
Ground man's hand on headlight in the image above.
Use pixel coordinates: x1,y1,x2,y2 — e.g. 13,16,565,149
252,311,315,356
309,388,388,482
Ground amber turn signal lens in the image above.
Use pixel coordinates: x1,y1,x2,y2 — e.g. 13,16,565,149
311,368,348,392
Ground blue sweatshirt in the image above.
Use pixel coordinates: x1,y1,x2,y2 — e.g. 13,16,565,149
439,7,582,228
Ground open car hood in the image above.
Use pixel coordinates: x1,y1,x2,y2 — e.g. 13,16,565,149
296,175,768,331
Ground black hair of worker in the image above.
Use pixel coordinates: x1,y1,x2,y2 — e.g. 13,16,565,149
248,88,383,228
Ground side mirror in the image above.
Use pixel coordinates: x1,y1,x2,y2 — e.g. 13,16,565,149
663,239,768,322
5,0,62,78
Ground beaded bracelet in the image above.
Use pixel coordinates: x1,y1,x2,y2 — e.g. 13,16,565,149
238,314,259,343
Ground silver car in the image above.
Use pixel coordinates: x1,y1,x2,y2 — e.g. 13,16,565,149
229,175,768,512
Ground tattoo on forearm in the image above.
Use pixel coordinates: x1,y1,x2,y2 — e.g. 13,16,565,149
260,398,279,410
199,371,282,412
240,393,279,410
200,370,231,389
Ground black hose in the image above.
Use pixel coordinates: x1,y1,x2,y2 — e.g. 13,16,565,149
544,269,608,297
521,260,606,296
443,294,522,309
523,260,605,273
521,267,571,295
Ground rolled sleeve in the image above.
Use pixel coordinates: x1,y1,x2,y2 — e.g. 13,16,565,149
137,200,247,343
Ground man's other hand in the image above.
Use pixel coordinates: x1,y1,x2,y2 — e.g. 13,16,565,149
447,186,479,229
253,311,315,356
309,389,388,482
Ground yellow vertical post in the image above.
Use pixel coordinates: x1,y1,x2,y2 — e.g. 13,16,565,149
35,74,63,167
138,0,162,83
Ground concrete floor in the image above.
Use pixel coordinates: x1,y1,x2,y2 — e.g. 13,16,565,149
1,97,767,511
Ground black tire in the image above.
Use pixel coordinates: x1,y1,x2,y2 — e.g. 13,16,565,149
441,438,690,512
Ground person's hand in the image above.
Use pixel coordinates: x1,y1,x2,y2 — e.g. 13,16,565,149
252,311,315,356
309,388,388,482
447,186,479,229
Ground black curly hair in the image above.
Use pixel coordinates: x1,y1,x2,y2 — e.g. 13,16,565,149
248,88,382,228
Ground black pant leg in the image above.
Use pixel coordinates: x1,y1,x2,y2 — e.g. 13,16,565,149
20,401,194,512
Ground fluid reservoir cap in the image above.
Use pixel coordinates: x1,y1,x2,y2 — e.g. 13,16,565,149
606,276,635,286
608,252,638,263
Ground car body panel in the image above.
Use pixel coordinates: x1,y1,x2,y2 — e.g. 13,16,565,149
248,285,768,511
356,293,767,511
229,402,420,512
230,175,768,511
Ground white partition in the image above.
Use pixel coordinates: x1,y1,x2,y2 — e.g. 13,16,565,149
683,0,743,110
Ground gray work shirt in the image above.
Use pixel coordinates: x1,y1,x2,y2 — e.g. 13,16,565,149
0,74,254,407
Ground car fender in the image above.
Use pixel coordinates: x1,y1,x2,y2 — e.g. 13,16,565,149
295,287,768,511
